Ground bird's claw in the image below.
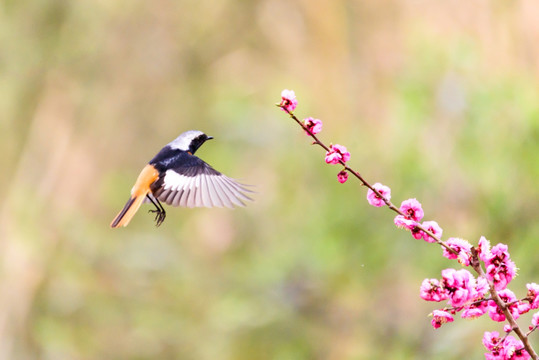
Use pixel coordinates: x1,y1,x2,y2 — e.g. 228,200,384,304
148,209,166,227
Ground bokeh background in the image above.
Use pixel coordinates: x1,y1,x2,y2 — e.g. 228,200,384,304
1,0,539,359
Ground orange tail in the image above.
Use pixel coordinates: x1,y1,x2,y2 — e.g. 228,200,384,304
110,194,147,228
110,164,159,228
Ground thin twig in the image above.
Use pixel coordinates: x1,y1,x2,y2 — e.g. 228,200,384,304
279,105,459,255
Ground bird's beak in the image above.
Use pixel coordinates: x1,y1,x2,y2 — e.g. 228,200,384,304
207,135,214,140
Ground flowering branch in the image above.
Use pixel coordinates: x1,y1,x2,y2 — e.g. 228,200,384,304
277,89,538,360
277,95,455,255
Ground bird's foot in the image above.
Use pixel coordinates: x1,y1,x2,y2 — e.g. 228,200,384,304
148,209,166,227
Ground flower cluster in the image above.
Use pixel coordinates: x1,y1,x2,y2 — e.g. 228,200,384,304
420,236,539,359
483,332,530,360
422,269,486,316
392,198,443,244
420,236,536,322
483,242,518,291
277,89,538,359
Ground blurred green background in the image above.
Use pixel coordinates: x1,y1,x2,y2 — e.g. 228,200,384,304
1,0,539,359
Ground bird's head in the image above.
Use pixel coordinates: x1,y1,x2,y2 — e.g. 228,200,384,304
168,130,213,154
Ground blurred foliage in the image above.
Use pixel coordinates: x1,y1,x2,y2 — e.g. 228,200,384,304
1,0,539,359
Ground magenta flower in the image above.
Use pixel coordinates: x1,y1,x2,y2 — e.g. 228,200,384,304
483,332,530,360
279,89,298,112
484,243,517,291
443,237,472,266
303,117,322,135
527,283,539,309
477,236,492,262
461,301,488,319
394,215,417,231
325,144,350,165
518,302,531,316
487,304,507,323
367,183,391,207
421,220,442,243
532,312,539,328
458,276,489,318
483,331,501,352
420,278,449,302
337,170,348,184
509,339,531,360
475,276,490,300
441,268,476,307
430,309,454,329
487,289,520,322
483,331,505,360
411,226,424,240
399,198,424,222
507,342,531,360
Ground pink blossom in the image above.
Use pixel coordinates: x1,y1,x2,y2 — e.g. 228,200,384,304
501,337,530,360
532,312,539,328
430,309,454,329
420,278,449,302
483,332,529,360
461,301,488,319
483,331,501,351
475,276,490,299
421,220,442,243
441,268,476,307
366,183,391,207
478,236,492,262
458,276,489,318
337,170,348,184
303,117,322,135
487,289,520,322
279,89,298,112
325,152,341,165
411,226,424,240
485,243,517,291
526,283,539,309
394,215,417,231
517,302,531,316
487,303,507,323
399,198,424,222
325,144,350,165
504,324,512,333
443,238,472,266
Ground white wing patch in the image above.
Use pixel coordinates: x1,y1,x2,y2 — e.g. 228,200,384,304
156,169,251,208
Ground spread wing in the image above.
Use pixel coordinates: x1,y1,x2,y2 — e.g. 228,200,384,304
149,156,252,208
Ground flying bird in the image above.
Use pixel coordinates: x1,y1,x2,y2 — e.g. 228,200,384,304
110,130,251,228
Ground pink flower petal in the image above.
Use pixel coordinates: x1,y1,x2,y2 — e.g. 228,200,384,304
337,170,348,184
399,198,424,222
279,89,298,112
367,183,391,207
303,117,323,135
